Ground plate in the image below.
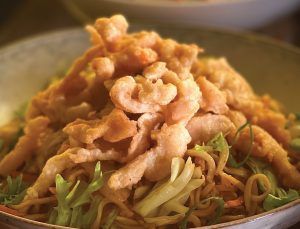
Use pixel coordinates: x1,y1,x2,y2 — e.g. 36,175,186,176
0,25,300,228
63,0,300,29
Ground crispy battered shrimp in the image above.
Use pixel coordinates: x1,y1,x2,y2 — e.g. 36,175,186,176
111,46,158,75
110,76,162,113
0,116,50,176
196,76,228,114
192,58,255,104
91,57,115,81
137,78,177,106
186,113,235,145
193,58,291,147
23,147,124,203
94,14,128,48
163,71,201,125
155,39,201,80
143,62,168,81
126,113,164,162
108,123,191,190
63,109,137,144
226,110,247,128
231,125,300,189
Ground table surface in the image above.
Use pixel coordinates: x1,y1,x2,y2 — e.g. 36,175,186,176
0,0,299,228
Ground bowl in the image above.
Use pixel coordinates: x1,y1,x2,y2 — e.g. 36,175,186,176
0,25,300,228
63,0,300,29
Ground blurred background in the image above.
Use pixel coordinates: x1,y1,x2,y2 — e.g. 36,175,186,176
1,0,300,48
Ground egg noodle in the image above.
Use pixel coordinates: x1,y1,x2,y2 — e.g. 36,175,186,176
0,15,299,229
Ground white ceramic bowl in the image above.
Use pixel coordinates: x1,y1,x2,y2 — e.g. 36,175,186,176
0,26,300,228
64,0,300,29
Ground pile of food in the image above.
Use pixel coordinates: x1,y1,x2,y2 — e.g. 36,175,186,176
0,15,299,229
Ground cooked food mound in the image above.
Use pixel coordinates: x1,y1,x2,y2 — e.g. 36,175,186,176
0,15,300,228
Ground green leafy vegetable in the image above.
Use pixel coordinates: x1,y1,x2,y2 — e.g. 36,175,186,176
0,175,27,205
71,161,103,208
69,206,82,228
55,174,74,226
50,161,104,228
208,133,228,153
48,209,58,225
81,196,102,229
200,197,224,225
227,121,253,168
263,189,299,211
263,169,277,195
290,138,300,152
194,145,213,154
207,133,229,173
102,209,118,229
179,206,195,229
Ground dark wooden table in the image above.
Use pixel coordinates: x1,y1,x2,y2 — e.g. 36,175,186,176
0,0,299,228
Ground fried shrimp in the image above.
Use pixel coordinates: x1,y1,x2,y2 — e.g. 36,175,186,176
1,15,299,229
187,113,234,144
63,108,137,144
108,123,191,190
126,113,163,162
196,76,228,114
0,116,50,176
231,125,300,189
163,71,201,124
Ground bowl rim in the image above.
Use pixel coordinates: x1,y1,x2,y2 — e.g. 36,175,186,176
0,198,299,228
102,0,263,8
1,26,300,228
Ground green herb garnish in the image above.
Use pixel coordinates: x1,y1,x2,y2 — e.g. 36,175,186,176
50,161,104,228
200,197,224,225
102,209,118,229
228,122,253,168
0,175,27,205
179,206,195,229
263,189,299,211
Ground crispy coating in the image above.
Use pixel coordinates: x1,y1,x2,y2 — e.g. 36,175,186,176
3,15,299,218
155,39,201,80
24,147,124,202
108,123,191,190
231,125,300,189
226,110,247,128
193,57,290,147
92,57,115,81
143,61,168,81
126,113,164,162
193,58,255,104
186,113,235,144
0,116,50,176
137,78,177,106
163,71,201,125
110,76,162,113
63,109,137,144
196,76,228,114
94,15,128,49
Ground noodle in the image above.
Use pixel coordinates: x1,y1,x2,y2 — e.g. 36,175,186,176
224,166,250,178
187,150,216,183
244,174,271,214
193,203,217,217
0,14,299,229
91,198,111,229
220,172,245,191
12,196,57,210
